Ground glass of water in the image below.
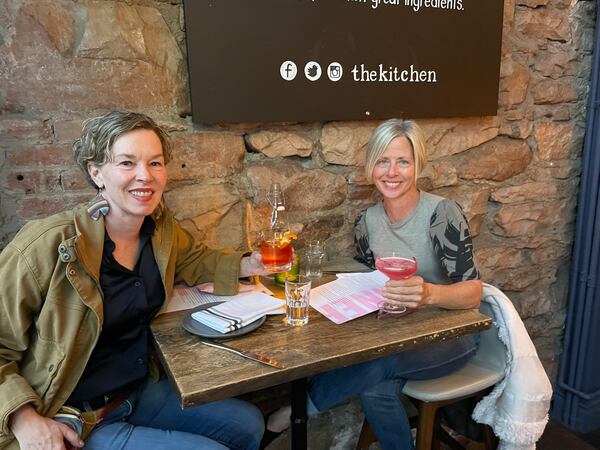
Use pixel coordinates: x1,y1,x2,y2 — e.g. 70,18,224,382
303,240,325,279
285,275,311,326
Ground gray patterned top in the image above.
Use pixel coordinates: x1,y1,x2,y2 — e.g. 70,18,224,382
354,191,480,284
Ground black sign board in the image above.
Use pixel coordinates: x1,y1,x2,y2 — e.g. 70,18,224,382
184,0,504,124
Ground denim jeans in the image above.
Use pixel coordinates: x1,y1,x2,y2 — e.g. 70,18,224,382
82,377,264,450
308,334,478,450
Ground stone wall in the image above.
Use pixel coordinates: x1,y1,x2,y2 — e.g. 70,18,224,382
0,0,596,384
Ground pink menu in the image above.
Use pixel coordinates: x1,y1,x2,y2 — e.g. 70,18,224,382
311,271,387,324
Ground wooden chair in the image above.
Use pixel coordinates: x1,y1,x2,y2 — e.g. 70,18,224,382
357,302,505,450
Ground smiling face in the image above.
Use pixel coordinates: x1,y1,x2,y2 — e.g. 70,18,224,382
371,135,418,202
87,129,167,225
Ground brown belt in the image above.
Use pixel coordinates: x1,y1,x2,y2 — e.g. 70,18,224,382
60,385,136,449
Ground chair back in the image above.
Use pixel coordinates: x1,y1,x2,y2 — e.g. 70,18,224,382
472,301,506,374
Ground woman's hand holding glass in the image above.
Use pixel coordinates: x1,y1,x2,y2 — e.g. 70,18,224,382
382,275,431,310
375,254,419,319
239,250,270,277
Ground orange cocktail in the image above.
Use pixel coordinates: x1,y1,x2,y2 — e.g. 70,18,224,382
260,229,293,272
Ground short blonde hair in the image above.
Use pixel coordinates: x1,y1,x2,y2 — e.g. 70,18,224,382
73,111,172,188
364,119,427,183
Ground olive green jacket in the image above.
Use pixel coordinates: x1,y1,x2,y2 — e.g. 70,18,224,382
0,204,243,448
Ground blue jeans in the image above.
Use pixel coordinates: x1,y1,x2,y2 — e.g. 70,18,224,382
82,377,264,450
308,335,478,450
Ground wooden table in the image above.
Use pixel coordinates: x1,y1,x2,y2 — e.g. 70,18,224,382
150,275,492,449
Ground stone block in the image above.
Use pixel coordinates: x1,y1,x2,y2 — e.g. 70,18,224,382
532,78,578,104
534,49,578,79
532,161,581,180
419,161,458,189
3,1,186,114
432,185,490,236
419,116,500,159
21,1,75,56
530,245,569,265
476,247,526,272
459,138,532,182
491,182,558,203
246,161,347,212
492,199,572,237
535,122,583,160
515,7,571,42
164,183,243,249
321,122,375,166
295,214,345,245
347,168,370,186
492,265,553,292
169,133,245,181
247,129,315,158
347,183,376,202
499,119,533,139
499,57,530,106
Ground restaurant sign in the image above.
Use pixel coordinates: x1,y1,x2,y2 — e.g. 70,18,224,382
183,0,504,124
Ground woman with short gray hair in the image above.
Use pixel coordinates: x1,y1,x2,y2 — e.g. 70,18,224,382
1,111,266,450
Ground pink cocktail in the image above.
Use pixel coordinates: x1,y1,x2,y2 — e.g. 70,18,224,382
375,254,417,319
375,257,417,280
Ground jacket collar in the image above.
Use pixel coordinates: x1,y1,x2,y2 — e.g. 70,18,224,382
72,205,106,281
68,203,173,282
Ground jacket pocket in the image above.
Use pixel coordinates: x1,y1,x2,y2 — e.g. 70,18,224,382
20,334,65,401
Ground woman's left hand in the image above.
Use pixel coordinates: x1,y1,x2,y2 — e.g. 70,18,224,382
240,251,270,277
382,276,431,310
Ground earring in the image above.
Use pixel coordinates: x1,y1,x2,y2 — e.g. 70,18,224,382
87,188,110,221
152,197,165,221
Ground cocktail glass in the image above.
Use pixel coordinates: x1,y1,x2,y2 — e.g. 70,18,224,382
260,228,294,273
375,253,417,319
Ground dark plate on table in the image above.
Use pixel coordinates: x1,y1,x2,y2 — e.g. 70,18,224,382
181,301,266,340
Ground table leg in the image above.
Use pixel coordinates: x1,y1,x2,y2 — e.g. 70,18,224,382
291,377,308,450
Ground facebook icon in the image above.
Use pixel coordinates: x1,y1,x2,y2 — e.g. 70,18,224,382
280,60,298,81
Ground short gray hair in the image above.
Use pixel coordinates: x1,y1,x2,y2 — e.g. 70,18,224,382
364,119,427,183
73,111,172,188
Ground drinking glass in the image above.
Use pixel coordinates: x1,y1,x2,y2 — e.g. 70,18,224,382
260,228,294,272
375,253,417,319
285,276,311,326
302,240,325,279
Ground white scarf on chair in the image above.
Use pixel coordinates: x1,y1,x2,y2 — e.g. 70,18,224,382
472,284,553,450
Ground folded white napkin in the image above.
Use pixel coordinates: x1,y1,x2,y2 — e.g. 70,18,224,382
191,293,283,334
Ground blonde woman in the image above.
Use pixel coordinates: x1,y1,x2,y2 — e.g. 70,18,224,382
264,119,482,450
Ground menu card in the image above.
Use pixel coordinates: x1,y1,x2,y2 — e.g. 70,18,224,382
160,281,274,315
311,271,386,324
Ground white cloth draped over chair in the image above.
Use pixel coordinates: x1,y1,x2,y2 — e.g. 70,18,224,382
473,283,553,450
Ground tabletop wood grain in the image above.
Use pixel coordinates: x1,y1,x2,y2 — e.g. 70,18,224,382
151,275,492,408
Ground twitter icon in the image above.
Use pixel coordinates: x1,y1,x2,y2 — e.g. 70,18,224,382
304,61,322,81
